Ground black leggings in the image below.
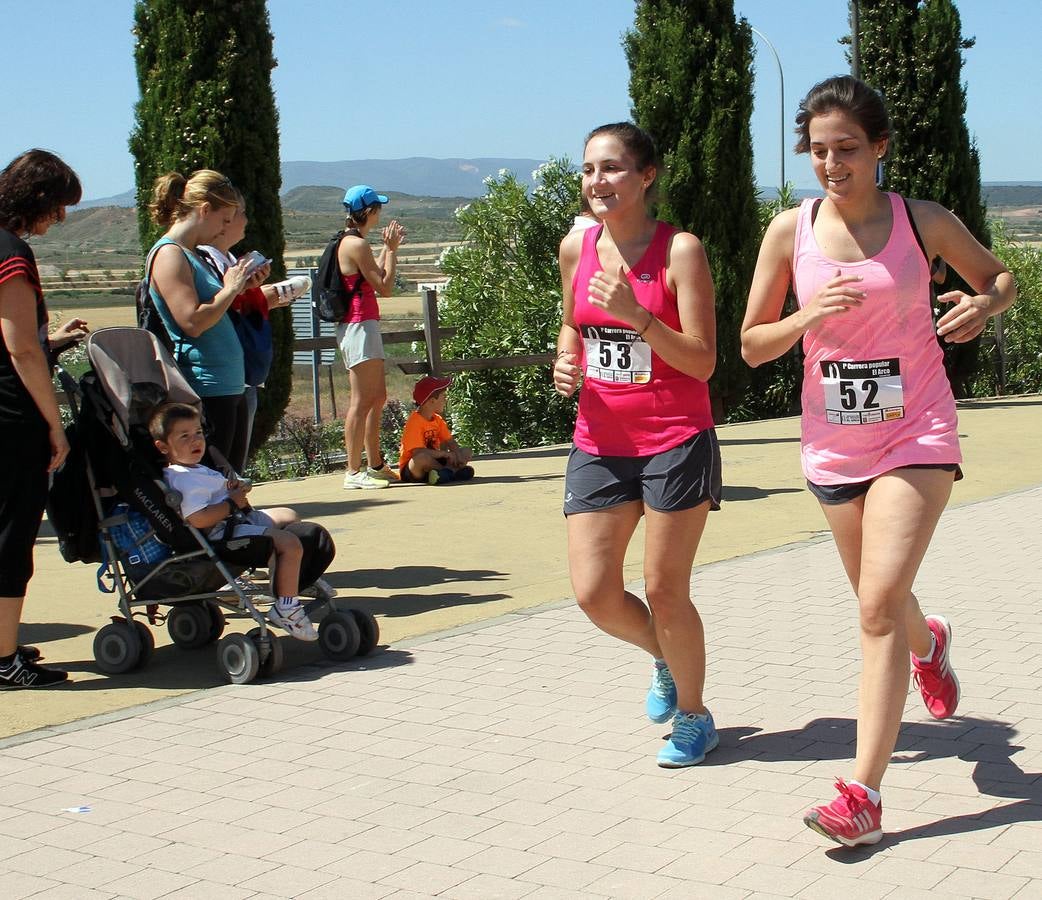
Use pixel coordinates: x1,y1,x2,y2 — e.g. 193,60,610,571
0,424,49,596
201,393,249,474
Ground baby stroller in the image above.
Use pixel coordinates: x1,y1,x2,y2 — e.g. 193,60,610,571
53,326,377,684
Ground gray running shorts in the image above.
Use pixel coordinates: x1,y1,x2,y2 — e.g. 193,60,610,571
337,320,385,369
563,429,722,516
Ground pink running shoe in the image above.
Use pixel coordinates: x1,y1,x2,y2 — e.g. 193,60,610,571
804,779,883,848
912,614,960,719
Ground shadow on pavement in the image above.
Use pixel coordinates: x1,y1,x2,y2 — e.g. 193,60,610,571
722,485,804,501
328,566,508,591
460,474,563,485
713,716,1041,853
329,567,514,617
19,622,94,643
718,435,801,446
474,446,571,462
46,641,415,692
353,591,513,618
281,496,408,520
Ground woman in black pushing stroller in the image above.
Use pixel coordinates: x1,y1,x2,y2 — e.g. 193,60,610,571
55,326,376,683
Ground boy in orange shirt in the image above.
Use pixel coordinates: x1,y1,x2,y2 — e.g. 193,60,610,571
398,376,474,484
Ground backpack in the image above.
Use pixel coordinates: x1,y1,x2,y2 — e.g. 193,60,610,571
106,502,173,570
314,230,364,322
135,245,178,357
228,306,274,386
46,419,101,564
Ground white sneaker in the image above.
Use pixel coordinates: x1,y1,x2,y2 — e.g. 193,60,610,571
267,602,318,641
343,470,388,490
274,274,312,303
222,575,264,595
366,464,400,483
300,577,336,599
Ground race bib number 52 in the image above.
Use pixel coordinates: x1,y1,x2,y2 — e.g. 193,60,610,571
820,358,905,425
581,324,652,384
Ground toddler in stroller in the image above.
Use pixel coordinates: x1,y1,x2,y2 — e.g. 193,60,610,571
54,326,377,683
149,401,317,642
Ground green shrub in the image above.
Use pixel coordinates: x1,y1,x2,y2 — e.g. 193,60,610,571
438,161,580,452
727,185,803,423
972,224,1042,396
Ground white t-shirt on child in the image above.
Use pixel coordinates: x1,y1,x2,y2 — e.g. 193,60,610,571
163,463,229,520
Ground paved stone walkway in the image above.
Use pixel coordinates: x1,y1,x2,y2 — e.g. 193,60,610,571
2,486,1041,899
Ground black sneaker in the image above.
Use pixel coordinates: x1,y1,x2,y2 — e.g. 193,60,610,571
0,651,68,690
18,645,42,662
454,465,475,481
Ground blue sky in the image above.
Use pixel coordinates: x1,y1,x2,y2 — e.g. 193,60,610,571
3,1,1037,201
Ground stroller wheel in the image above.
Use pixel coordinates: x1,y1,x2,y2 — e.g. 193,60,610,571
132,620,155,670
205,602,226,644
318,612,361,661
216,634,260,684
94,622,143,675
350,609,380,657
247,627,285,679
168,603,213,650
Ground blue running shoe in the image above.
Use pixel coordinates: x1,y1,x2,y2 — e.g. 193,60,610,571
657,710,718,768
646,662,677,723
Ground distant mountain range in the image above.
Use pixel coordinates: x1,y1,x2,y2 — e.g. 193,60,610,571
76,157,546,208
78,159,1042,212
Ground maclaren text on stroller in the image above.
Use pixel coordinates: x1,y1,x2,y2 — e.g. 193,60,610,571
52,327,378,683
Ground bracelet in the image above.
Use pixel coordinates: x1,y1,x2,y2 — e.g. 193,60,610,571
637,308,654,337
555,349,572,360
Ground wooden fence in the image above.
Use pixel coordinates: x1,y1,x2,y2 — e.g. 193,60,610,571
293,289,554,379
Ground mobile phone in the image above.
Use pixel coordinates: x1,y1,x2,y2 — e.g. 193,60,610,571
242,250,271,276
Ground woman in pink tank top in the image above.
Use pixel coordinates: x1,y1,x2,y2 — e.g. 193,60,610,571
742,76,1016,849
553,123,721,768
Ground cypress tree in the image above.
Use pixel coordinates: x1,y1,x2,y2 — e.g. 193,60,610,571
855,0,989,396
130,0,290,449
624,0,759,419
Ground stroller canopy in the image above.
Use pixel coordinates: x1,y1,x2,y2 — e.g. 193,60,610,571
86,327,199,438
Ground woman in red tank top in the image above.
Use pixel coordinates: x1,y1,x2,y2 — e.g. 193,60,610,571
554,123,721,768
742,76,1015,848
336,185,405,490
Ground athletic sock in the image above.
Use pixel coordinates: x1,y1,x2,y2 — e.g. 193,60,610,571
654,658,667,668
914,633,937,665
850,780,881,806
0,652,15,666
276,596,299,612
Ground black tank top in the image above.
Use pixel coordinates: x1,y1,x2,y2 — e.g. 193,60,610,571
0,228,49,428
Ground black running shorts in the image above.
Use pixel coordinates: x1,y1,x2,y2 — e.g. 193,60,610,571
563,429,722,516
807,463,962,505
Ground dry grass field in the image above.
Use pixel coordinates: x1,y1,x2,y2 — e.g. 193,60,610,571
48,294,430,416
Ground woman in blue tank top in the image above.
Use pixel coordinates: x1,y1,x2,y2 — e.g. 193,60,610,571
147,170,270,469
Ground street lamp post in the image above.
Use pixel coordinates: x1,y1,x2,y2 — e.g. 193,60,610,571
750,26,785,194
851,0,861,79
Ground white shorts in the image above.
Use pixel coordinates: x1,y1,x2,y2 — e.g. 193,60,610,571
209,508,275,541
337,320,385,369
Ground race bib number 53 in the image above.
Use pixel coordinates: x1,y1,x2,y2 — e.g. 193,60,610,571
581,324,652,384
820,358,905,425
